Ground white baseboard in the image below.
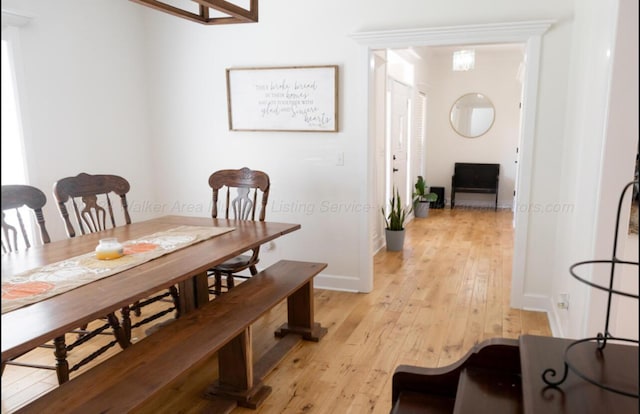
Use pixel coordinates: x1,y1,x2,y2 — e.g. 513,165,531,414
372,235,385,255
447,201,513,210
521,293,562,337
314,272,361,292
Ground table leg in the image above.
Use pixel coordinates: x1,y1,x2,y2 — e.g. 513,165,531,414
193,271,210,306
178,271,210,314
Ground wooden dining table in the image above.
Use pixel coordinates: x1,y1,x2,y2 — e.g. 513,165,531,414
1,215,301,366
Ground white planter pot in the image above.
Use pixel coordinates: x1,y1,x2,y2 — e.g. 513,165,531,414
414,202,430,218
385,228,405,251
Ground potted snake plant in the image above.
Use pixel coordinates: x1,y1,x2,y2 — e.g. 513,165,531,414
412,176,438,218
381,188,412,251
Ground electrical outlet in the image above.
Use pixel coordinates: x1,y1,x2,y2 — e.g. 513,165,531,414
557,293,570,310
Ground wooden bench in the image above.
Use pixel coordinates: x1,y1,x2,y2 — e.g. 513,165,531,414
451,162,500,210
391,338,520,414
16,260,327,413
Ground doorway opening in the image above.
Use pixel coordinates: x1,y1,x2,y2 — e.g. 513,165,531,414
353,20,553,308
377,43,525,227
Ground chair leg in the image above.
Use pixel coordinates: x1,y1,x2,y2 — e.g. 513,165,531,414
53,335,69,384
169,285,181,318
214,270,223,294
121,306,131,343
227,273,235,289
107,312,130,349
133,300,142,317
77,323,89,339
249,265,258,276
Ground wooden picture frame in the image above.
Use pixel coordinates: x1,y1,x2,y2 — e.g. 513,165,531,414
226,65,338,132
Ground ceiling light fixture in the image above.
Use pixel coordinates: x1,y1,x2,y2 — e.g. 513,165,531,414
452,49,475,71
130,0,258,25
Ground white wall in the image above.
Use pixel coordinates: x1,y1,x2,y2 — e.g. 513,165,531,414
587,0,639,339
11,0,623,311
141,1,575,294
552,0,638,338
549,0,638,338
2,0,156,241
425,47,523,208
372,52,387,253
140,7,367,290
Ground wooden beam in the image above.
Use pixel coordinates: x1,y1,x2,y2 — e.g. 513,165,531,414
130,0,258,25
193,0,258,22
130,0,208,24
204,16,251,26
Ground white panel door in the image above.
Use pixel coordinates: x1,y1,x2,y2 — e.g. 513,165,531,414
386,79,411,210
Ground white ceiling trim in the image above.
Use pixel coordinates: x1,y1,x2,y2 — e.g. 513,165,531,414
351,20,554,48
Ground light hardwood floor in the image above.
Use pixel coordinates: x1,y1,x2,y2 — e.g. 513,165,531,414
1,208,552,413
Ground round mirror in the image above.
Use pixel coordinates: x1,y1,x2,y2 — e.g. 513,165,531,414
449,93,495,138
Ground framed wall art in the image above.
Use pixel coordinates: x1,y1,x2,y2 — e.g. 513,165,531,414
226,65,338,132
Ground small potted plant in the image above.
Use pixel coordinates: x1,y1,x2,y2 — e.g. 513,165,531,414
412,176,438,218
381,188,412,251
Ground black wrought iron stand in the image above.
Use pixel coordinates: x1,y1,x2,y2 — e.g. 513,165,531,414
541,180,639,398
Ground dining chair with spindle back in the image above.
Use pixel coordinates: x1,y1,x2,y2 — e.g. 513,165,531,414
1,184,106,384
207,167,270,294
1,184,51,253
52,173,180,341
53,172,132,237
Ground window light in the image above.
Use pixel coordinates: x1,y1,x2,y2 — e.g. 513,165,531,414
452,49,475,71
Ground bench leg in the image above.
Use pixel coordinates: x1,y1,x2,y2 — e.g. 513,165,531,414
205,327,272,409
275,280,327,342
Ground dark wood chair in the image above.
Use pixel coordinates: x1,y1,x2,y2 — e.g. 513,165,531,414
52,174,179,345
53,172,132,237
208,167,270,294
1,184,113,384
2,185,57,379
1,184,50,253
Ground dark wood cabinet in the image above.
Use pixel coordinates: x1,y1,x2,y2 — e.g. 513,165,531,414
391,335,638,413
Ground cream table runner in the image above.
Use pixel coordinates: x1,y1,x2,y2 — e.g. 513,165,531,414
1,225,234,314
